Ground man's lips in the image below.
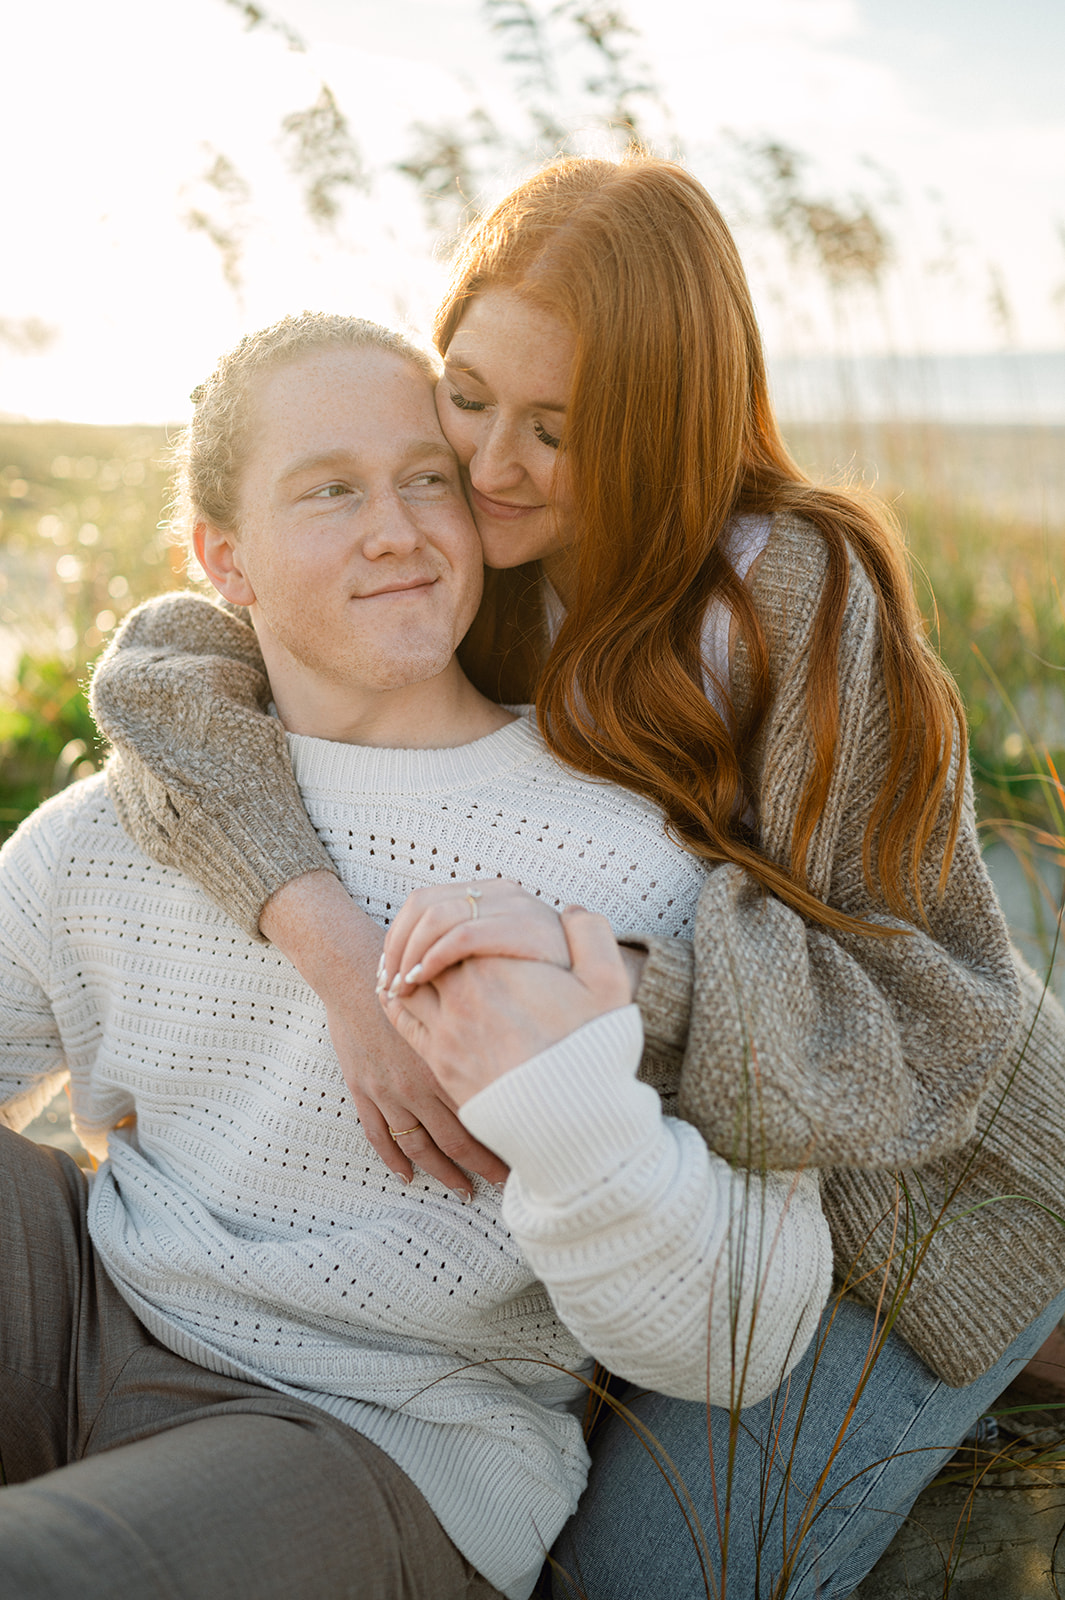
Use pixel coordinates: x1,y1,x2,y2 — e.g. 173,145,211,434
355,577,437,599
468,485,544,521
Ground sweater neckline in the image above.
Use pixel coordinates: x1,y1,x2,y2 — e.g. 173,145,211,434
286,708,543,797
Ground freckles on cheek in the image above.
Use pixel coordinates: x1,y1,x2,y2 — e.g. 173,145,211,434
438,410,475,467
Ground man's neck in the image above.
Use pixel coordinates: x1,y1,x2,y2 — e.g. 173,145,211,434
264,653,513,750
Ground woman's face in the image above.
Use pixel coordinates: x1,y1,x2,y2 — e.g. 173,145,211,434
437,287,577,588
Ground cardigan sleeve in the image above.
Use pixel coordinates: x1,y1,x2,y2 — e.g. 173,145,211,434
632,514,1022,1171
90,593,336,938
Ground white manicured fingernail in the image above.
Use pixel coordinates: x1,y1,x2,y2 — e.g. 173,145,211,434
387,974,402,1000
376,952,386,983
404,963,423,985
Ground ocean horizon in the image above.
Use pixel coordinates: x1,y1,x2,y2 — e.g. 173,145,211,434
769,350,1065,426
2,351,1063,432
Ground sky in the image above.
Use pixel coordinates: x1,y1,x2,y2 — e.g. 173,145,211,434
1,0,1063,424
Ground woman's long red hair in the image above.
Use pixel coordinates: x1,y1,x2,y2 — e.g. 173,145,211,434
437,155,965,931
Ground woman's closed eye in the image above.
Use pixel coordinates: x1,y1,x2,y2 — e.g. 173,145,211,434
449,389,486,413
450,388,561,450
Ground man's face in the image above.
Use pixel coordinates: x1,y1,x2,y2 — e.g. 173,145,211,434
227,345,484,705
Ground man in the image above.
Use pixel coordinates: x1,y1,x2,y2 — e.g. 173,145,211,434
0,313,829,1600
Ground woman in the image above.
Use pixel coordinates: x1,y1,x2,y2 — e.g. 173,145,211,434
91,155,1065,1597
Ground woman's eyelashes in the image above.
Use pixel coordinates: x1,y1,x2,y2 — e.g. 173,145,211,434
448,387,561,449
448,389,486,413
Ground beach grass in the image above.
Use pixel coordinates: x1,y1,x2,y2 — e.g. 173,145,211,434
785,421,1065,851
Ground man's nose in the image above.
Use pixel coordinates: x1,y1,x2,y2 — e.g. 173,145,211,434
359,492,425,559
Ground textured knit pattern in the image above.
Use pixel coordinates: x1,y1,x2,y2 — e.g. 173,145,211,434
644,516,1065,1385
0,722,830,1600
91,599,331,940
88,514,1065,1385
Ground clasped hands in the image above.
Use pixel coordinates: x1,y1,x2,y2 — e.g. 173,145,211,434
374,880,642,1191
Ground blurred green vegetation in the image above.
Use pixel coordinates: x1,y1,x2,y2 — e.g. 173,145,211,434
910,498,1065,829
0,421,184,839
786,421,1065,856
2,417,1065,861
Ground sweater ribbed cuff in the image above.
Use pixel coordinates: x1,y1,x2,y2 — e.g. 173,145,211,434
459,1006,660,1200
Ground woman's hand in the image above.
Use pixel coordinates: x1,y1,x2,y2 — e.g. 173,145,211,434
380,907,633,1105
261,871,508,1195
381,878,571,1000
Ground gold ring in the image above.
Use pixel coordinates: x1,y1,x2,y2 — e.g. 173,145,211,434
388,1123,421,1140
466,888,482,921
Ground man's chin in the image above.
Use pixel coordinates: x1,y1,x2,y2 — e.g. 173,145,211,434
336,645,457,694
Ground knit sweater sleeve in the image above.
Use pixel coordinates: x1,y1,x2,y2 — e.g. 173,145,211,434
89,593,335,938
460,1005,832,1406
0,796,70,1128
631,514,1022,1171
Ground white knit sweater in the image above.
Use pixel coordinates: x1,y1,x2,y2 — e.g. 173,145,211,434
0,715,831,1599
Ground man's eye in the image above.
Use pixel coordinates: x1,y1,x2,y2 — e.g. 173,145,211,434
407,472,450,494
449,390,486,412
310,483,351,498
534,421,561,450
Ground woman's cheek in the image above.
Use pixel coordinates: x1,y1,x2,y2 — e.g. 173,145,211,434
435,392,475,468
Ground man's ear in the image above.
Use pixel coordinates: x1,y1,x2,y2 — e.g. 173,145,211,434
193,522,256,607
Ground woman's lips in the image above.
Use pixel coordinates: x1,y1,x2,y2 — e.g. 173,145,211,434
469,485,543,521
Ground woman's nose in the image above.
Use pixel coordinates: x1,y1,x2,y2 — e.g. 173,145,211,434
470,415,524,493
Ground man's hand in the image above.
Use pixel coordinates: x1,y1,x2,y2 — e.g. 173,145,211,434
380,907,633,1106
261,871,508,1195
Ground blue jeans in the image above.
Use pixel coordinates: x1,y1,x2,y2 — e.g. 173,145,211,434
550,1286,1065,1600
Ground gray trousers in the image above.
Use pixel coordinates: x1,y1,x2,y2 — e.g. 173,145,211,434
0,1127,503,1600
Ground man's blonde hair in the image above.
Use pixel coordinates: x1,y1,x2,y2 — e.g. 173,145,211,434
169,312,439,549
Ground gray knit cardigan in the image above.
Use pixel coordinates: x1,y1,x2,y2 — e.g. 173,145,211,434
90,514,1065,1387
